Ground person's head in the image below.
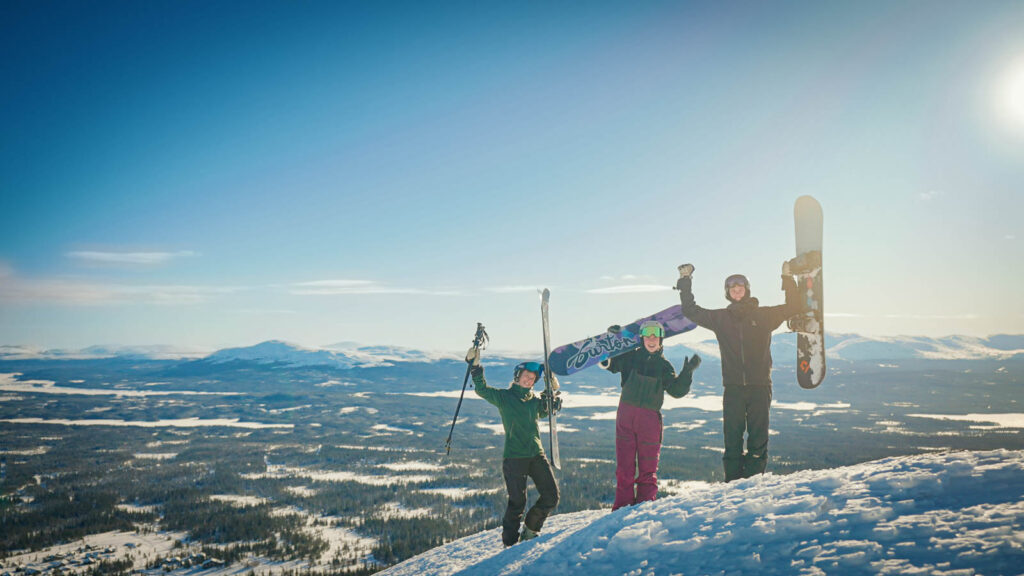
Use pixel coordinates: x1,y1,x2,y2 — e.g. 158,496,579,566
513,361,543,389
639,320,664,353
724,274,749,302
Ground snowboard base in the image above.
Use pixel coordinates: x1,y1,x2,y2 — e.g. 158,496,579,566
792,194,825,389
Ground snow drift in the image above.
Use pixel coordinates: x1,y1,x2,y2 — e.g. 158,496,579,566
382,449,1024,575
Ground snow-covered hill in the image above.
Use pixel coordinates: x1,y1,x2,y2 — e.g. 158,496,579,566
202,340,460,369
382,450,1024,576
667,333,1024,362
826,334,1024,361
3,334,1022,364
0,344,209,360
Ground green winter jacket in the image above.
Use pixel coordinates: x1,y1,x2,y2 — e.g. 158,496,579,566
607,347,692,412
472,367,550,459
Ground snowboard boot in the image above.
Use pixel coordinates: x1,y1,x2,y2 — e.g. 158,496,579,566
520,525,539,542
787,315,819,334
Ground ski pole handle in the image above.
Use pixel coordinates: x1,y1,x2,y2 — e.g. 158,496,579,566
472,322,489,349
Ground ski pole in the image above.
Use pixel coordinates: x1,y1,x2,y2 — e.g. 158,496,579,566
445,322,488,455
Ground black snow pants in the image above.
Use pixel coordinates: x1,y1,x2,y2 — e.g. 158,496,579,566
723,385,772,482
501,454,559,546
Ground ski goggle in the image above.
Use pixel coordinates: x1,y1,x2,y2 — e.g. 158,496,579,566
514,361,544,378
639,324,664,338
725,274,749,288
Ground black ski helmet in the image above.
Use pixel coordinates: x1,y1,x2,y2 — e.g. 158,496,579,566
513,361,543,384
724,274,749,302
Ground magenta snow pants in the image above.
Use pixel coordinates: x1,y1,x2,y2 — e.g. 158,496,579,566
614,402,663,510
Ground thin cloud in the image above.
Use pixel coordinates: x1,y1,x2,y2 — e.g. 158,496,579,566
485,285,543,294
289,279,458,296
918,190,942,201
587,284,672,294
0,271,241,306
881,313,980,320
67,250,198,265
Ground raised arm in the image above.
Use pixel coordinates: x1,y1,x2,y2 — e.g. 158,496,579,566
676,264,720,331
470,365,502,407
665,354,701,398
763,264,803,330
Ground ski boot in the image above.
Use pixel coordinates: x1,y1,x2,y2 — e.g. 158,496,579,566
520,525,539,542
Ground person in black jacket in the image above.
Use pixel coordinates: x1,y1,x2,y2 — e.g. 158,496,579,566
676,263,799,482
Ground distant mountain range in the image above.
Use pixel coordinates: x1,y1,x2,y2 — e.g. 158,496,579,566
2,333,1023,365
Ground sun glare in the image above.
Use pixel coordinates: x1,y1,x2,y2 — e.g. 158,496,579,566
996,56,1024,131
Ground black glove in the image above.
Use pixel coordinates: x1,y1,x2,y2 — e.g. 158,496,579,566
470,365,484,378
781,274,797,292
607,325,622,335
541,390,562,413
683,354,702,374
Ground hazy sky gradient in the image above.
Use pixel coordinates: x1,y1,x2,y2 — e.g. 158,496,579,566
2,0,1023,352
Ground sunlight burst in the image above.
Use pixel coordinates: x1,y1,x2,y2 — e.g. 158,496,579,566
996,55,1024,131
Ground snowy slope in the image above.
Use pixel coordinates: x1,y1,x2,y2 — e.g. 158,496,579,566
382,450,1024,576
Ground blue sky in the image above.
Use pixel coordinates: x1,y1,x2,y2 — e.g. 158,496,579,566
2,0,1022,353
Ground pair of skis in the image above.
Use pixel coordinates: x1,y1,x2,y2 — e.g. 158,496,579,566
445,292,561,470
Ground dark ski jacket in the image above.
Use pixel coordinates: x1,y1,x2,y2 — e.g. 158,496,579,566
678,276,799,388
606,347,692,412
472,367,552,459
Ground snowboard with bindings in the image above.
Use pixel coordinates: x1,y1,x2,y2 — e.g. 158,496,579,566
540,289,560,470
787,195,825,389
548,304,697,376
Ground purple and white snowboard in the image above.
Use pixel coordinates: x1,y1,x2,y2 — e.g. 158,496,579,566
548,304,696,376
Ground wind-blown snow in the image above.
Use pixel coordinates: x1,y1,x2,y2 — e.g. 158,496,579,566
381,449,1024,576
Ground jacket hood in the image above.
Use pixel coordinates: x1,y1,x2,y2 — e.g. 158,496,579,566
509,382,535,400
727,296,760,318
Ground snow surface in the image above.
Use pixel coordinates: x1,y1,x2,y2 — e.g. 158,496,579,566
381,450,1024,576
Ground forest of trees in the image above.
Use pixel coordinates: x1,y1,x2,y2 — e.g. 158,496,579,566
2,355,1022,573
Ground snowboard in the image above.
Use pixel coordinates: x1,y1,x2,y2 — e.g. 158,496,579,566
540,288,560,470
787,195,825,389
548,304,697,376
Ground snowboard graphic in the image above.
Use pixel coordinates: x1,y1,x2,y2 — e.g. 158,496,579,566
548,304,697,376
540,288,560,469
787,195,825,389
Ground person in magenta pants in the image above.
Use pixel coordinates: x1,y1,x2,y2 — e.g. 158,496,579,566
601,320,701,510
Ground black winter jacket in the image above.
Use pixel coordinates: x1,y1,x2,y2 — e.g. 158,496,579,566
607,347,692,412
678,276,798,388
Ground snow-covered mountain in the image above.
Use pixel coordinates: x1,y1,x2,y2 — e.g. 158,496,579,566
201,339,459,369
826,334,1024,361
666,333,1024,362
381,449,1024,576
0,344,209,361
3,334,1022,365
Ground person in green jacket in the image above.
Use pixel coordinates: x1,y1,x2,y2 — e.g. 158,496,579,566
601,320,701,510
467,346,561,547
